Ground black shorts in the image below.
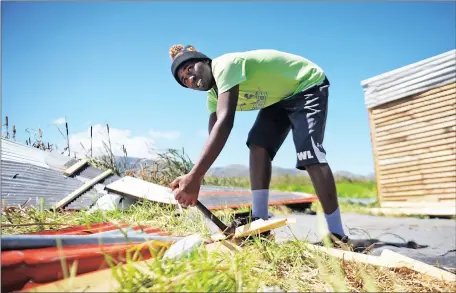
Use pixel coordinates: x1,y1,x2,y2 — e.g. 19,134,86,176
246,77,330,170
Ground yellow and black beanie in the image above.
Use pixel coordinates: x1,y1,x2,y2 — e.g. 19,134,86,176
169,44,211,87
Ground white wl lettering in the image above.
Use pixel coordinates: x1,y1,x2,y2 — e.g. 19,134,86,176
297,151,314,161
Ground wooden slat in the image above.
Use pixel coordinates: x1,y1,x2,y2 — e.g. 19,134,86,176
377,126,456,147
376,115,455,139
367,109,384,205
379,143,455,161
63,158,89,176
379,249,456,282
378,137,456,158
381,188,456,197
380,175,456,187
379,159,456,176
375,108,456,135
372,84,456,117
376,131,455,152
376,119,456,142
378,149,456,167
381,195,456,202
381,201,456,208
372,91,456,122
371,82,455,112
378,149,455,167
55,169,113,209
375,102,456,128
382,182,456,193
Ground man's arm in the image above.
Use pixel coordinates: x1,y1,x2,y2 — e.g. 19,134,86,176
190,85,239,180
208,112,217,135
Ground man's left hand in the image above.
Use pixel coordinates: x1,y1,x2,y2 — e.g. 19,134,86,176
169,173,202,207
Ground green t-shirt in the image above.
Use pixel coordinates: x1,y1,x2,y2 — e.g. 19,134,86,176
207,49,326,113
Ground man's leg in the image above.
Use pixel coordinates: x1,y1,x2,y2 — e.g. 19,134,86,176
287,78,346,237
247,106,290,220
306,163,345,237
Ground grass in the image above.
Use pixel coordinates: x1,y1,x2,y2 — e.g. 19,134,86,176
2,204,455,292
3,124,454,291
204,175,377,200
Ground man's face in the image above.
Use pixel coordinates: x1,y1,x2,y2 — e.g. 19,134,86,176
177,60,213,91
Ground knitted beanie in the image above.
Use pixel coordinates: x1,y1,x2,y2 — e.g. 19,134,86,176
169,44,211,88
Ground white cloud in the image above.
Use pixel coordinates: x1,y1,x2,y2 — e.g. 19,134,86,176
68,124,157,159
148,129,180,140
53,117,66,125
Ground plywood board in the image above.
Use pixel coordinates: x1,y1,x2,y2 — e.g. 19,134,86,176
63,158,88,176
105,176,178,205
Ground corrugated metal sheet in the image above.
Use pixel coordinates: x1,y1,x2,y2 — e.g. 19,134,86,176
1,160,105,209
361,49,456,109
1,222,177,293
199,185,317,210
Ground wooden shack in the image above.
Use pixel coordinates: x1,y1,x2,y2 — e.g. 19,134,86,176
361,49,456,216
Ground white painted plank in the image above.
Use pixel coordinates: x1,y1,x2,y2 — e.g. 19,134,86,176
56,169,113,209
105,176,178,205
63,158,89,176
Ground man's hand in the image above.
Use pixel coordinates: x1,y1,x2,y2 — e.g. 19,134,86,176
169,173,203,207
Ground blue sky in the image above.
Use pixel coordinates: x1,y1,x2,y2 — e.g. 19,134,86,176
2,1,455,175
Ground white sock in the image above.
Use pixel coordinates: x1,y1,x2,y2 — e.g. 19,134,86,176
252,189,269,220
324,207,346,237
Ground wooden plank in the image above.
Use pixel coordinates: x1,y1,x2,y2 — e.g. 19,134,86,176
210,218,289,241
234,218,288,238
370,207,456,216
378,154,456,171
368,109,384,205
376,119,456,143
378,148,456,167
375,109,456,135
376,115,455,139
376,131,455,152
378,159,456,176
375,103,456,128
380,165,456,180
380,249,456,282
376,126,456,147
381,188,456,197
304,243,388,267
55,169,113,209
372,91,456,122
378,137,456,158
380,176,456,188
382,182,456,193
105,176,178,205
372,85,456,117
63,158,89,176
381,201,455,208
380,170,456,184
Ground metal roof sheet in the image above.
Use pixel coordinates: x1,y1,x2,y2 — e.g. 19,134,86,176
1,160,105,209
361,49,456,109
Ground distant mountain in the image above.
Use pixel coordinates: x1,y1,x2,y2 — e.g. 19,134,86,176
206,164,308,177
113,157,374,181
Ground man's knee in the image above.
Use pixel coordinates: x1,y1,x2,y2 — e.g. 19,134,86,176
249,143,267,154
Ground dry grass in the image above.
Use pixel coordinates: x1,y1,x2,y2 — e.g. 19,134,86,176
2,205,455,292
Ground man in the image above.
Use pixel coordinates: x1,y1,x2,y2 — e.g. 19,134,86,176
168,44,347,242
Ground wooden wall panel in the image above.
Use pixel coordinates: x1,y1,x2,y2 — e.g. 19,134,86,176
368,82,456,213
